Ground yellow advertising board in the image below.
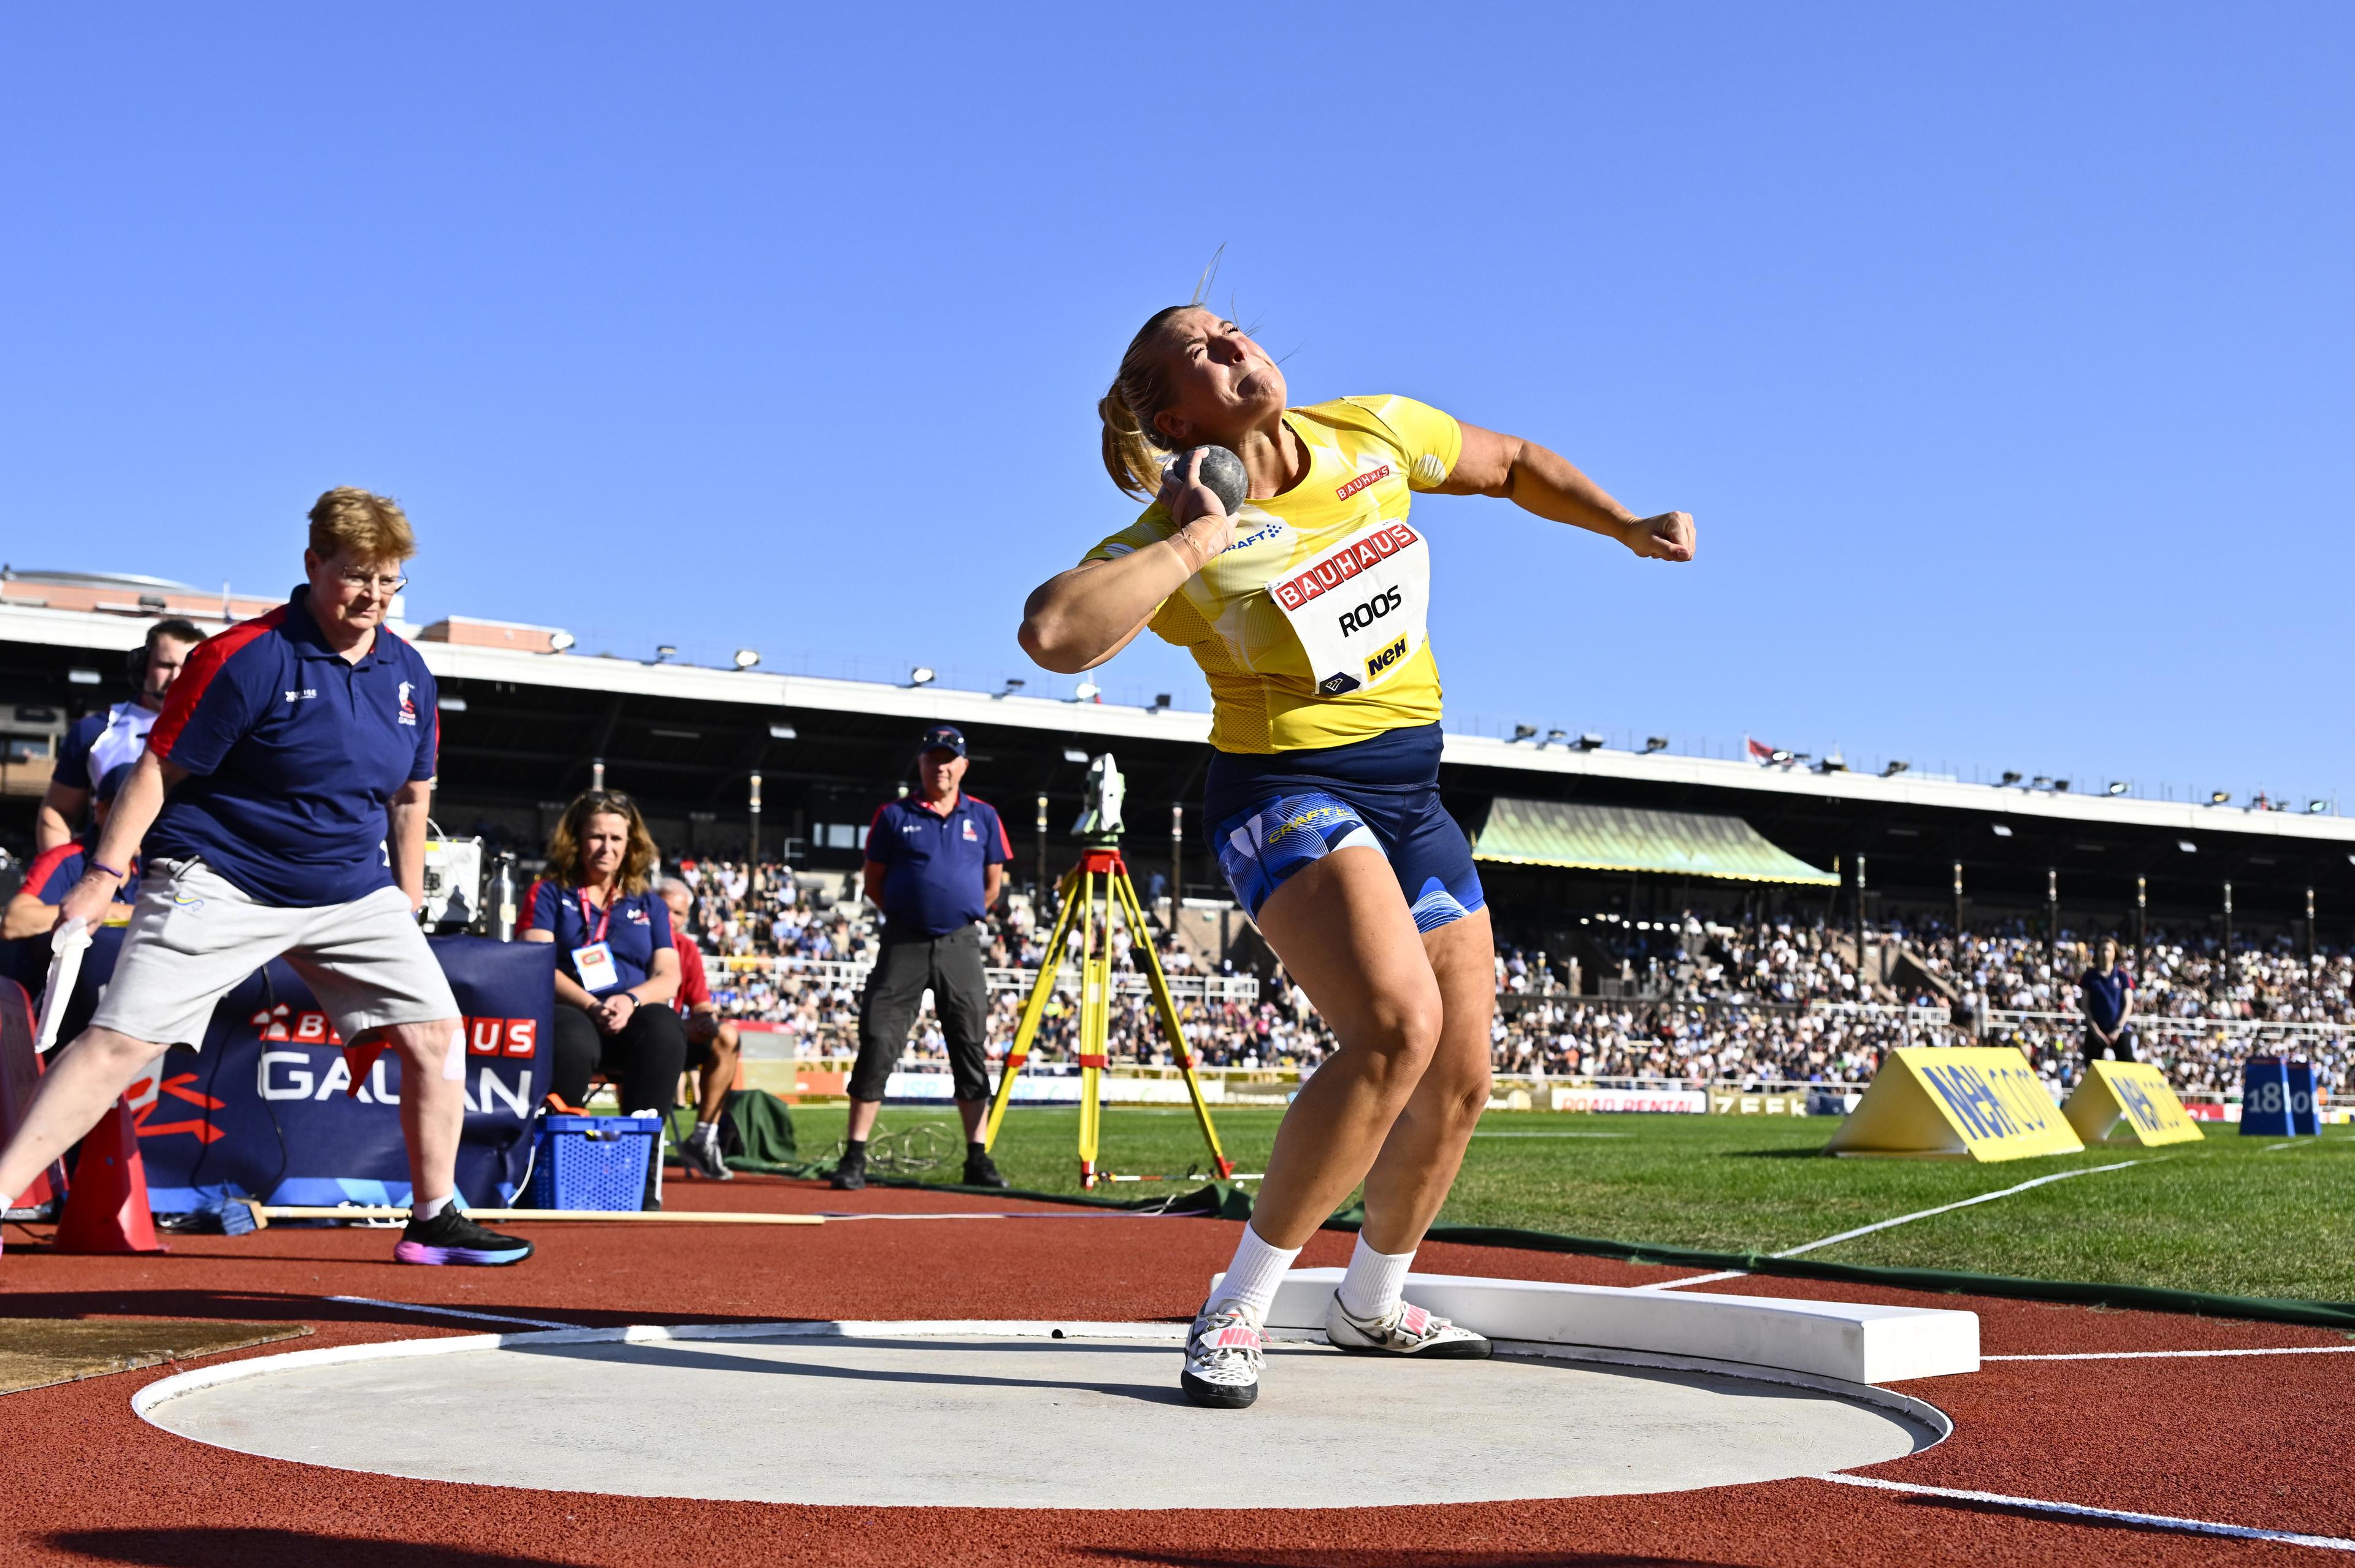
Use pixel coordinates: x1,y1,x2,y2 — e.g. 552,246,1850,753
1825,1047,2086,1161
2063,1061,2205,1147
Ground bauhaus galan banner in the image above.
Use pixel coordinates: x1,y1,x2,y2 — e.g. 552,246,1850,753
66,932,556,1210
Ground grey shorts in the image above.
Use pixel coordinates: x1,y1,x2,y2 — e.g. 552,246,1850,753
90,858,462,1051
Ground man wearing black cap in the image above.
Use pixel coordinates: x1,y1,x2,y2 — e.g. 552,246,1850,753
834,725,1011,1191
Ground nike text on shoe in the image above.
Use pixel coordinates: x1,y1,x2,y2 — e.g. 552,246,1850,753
1322,1293,1490,1358
394,1210,534,1266
1181,1302,1265,1409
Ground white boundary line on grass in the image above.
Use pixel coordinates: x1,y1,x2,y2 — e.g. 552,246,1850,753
1817,1472,2355,1552
1637,1161,2142,1291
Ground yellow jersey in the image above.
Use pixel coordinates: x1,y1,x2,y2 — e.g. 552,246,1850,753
1084,396,1463,754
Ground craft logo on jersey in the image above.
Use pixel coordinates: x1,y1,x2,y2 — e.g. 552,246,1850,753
396,680,418,726
1335,462,1393,502
1364,635,1409,681
1269,523,1421,611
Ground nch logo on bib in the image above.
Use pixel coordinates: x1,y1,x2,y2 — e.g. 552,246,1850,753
1267,521,1430,697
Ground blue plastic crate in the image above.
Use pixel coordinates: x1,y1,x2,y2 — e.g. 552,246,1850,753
529,1114,657,1210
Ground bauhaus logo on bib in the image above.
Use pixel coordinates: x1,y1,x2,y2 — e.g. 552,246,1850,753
1269,523,1421,611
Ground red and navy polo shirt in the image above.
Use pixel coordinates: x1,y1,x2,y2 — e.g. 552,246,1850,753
144,587,438,908
864,792,1010,940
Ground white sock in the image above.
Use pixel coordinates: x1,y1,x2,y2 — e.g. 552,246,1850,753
411,1193,453,1222
1205,1223,1301,1320
693,1120,718,1141
1336,1234,1414,1321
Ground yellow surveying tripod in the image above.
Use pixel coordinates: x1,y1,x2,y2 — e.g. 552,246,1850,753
982,760,1232,1188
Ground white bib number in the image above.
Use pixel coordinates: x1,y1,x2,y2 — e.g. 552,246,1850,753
572,941,620,993
1268,518,1430,695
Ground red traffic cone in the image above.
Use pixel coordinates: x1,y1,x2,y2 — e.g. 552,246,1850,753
56,1097,165,1254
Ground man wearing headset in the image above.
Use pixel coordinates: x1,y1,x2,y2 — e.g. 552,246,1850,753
36,619,205,852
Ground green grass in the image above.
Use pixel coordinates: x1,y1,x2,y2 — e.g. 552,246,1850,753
789,1104,2355,1304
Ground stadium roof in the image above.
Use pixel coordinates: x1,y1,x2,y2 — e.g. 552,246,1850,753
1473,799,1839,885
2,597,2349,849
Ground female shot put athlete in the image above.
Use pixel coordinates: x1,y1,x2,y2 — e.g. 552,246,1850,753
1019,305,1695,1408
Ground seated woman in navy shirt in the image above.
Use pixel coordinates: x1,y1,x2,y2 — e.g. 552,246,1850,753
523,790,686,1115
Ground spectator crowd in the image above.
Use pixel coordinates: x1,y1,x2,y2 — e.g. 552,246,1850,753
645,862,2348,1103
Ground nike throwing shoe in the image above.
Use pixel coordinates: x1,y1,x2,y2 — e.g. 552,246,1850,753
678,1126,733,1182
962,1148,1008,1188
394,1210,534,1266
1323,1293,1491,1358
1180,1301,1266,1409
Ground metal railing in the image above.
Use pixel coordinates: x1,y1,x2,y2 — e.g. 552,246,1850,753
707,952,1262,1003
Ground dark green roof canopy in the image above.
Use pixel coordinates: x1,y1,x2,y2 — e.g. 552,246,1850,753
1473,798,1838,885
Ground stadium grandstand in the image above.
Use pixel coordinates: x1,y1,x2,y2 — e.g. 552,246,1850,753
4,566,2350,1104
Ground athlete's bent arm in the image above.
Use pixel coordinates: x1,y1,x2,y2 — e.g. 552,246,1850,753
56,752,183,930
1019,454,1235,673
1,893,58,941
1439,423,1696,562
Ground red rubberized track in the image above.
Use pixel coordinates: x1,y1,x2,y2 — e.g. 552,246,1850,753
6,1174,2351,1566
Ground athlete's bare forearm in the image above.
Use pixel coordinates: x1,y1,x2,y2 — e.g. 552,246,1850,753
1441,422,1695,562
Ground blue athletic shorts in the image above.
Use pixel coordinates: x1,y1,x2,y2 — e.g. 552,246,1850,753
1204,724,1485,933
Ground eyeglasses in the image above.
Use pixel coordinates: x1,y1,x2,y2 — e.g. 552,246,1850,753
337,569,409,595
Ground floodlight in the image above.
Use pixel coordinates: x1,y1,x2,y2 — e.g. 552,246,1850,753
655,644,678,663
1644,736,1669,753
1883,760,1909,777
2053,779,2071,793
67,668,99,686
2107,781,2129,795
2209,790,2231,805
909,666,936,686
2000,770,2023,786
1073,680,1101,701
1769,749,1793,764
437,696,469,713
2309,799,2330,814
1062,748,1089,763
1543,729,1566,748
732,649,760,670
545,630,576,652
1820,751,1847,773
768,724,796,740
2032,776,2051,791
2178,840,2197,853
1991,824,2013,837
1154,692,1173,709
1511,724,1537,742
1576,732,1606,751
999,677,1025,695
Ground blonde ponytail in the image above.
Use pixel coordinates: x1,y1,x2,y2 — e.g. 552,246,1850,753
1097,303,1194,499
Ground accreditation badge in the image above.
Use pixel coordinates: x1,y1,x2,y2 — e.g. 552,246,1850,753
572,941,620,993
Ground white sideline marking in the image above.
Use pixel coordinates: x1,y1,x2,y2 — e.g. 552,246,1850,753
327,1295,578,1331
1469,1131,1633,1139
1986,1345,2355,1362
1639,1161,2142,1291
1634,1270,1747,1291
1818,1472,2355,1551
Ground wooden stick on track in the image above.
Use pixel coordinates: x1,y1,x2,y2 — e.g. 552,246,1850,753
242,1204,822,1228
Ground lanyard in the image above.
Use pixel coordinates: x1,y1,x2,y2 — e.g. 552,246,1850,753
577,888,616,945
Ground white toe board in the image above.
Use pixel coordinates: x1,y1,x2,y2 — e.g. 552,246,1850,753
1226,1268,1979,1384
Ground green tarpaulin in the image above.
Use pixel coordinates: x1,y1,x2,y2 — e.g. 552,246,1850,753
1472,798,1837,885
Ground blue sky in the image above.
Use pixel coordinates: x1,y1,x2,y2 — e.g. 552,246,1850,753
3,4,2348,806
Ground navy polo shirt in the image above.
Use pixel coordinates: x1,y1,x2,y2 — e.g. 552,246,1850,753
145,588,438,907
2081,966,2133,1033
865,792,1009,939
526,879,675,996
